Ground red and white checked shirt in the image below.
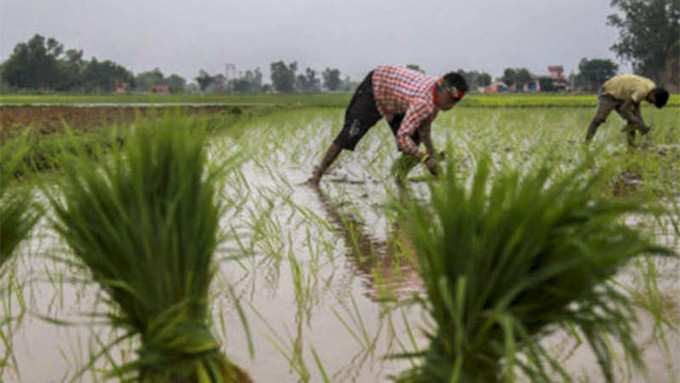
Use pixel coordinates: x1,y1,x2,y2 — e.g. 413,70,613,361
371,66,439,157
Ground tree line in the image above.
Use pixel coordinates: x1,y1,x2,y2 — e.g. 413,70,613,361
0,35,352,94
194,62,351,93
1,0,677,94
0,36,616,95
495,59,619,92
0,35,135,92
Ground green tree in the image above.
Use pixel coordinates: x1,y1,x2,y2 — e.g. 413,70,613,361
270,61,297,93
458,70,493,89
231,68,263,92
514,68,533,89
195,70,214,92
296,67,321,92
252,68,263,91
502,68,533,90
0,63,8,91
577,58,619,91
538,76,556,92
608,0,680,81
135,68,165,91
1,35,133,92
165,74,186,93
57,49,86,90
82,58,134,92
501,68,517,87
1,34,62,89
341,75,354,91
322,67,342,91
477,72,492,87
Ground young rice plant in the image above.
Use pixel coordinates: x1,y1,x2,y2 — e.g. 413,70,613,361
47,116,251,383
395,157,672,383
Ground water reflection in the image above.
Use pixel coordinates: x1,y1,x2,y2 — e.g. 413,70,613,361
312,187,422,302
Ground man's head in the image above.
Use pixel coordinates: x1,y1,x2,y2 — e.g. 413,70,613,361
434,72,469,110
648,87,669,108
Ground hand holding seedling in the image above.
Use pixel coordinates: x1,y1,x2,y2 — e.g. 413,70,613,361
424,155,440,176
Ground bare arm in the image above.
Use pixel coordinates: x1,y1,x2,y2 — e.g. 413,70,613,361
619,100,647,130
421,122,435,156
396,103,432,160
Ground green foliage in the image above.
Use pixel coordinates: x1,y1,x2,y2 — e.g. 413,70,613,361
136,68,166,92
82,58,135,92
576,58,619,91
457,70,493,90
0,125,118,177
502,68,533,89
195,70,217,92
0,133,40,264
271,61,298,93
537,76,556,92
229,68,263,93
322,67,342,91
136,68,186,93
46,116,248,382
0,34,133,92
1,34,62,90
296,68,321,93
165,74,187,93
395,158,671,383
608,0,680,81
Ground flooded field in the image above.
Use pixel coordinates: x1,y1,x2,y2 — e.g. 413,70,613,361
2,106,680,382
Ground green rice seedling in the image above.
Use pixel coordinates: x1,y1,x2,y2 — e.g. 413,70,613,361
248,302,312,382
0,186,39,265
46,116,252,383
0,130,41,379
394,157,672,383
0,131,41,265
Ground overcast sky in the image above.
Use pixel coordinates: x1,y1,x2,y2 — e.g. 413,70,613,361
0,0,628,81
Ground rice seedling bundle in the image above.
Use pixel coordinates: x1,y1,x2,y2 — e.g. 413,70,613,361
48,116,251,383
395,158,671,383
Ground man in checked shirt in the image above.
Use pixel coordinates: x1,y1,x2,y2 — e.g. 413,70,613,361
306,65,468,186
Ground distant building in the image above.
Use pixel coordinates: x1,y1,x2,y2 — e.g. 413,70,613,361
483,82,509,94
150,84,170,94
523,79,541,92
547,66,569,91
114,82,129,94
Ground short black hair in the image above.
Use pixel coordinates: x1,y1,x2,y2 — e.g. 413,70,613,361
442,72,469,92
652,87,669,108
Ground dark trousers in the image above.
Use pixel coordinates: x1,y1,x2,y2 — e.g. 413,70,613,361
333,72,417,151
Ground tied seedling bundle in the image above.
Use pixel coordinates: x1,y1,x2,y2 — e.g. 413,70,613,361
48,116,251,383
395,158,671,383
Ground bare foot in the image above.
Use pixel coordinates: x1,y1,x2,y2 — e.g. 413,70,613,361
303,177,320,188
639,125,651,136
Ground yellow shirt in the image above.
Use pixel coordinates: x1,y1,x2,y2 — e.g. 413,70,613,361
602,74,655,103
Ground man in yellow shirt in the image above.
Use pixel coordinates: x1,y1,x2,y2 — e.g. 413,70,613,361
585,74,669,145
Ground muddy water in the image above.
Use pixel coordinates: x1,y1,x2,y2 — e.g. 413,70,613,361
3,108,680,382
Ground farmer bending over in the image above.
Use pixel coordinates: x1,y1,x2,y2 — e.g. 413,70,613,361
307,66,468,186
585,74,669,145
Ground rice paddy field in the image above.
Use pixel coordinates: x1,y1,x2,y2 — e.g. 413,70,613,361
1,94,680,383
